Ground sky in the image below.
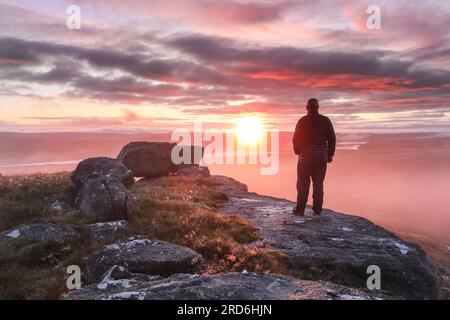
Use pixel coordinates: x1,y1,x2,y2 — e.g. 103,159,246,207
0,0,449,132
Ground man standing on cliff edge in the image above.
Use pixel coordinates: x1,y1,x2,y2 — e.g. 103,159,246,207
292,98,336,216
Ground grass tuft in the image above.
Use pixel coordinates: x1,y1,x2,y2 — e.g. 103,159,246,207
129,176,289,274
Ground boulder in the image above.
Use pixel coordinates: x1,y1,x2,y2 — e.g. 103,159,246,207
71,157,134,190
87,220,128,244
117,142,205,178
65,272,380,300
117,142,176,178
75,173,131,222
216,182,439,299
85,238,205,283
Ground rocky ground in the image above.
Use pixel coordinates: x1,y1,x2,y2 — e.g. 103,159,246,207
214,176,439,299
67,272,376,301
1,142,448,300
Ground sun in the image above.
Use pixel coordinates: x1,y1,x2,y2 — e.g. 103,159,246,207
236,116,263,145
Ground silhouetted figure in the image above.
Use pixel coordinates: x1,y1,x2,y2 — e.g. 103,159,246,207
292,98,336,216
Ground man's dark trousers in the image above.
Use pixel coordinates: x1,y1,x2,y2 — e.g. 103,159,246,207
296,161,327,214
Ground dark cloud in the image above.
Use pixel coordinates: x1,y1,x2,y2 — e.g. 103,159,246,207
0,37,230,86
0,34,449,113
167,34,450,88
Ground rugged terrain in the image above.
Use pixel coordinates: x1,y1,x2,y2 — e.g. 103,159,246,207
0,142,448,300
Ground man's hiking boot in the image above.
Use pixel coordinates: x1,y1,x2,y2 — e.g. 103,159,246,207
292,207,304,216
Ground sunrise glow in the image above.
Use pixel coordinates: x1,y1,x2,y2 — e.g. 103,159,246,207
236,116,264,145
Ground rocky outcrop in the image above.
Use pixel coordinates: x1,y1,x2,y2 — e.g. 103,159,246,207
117,142,205,178
214,176,439,299
53,150,442,299
2,141,444,300
71,158,135,222
71,157,134,189
75,173,132,222
85,238,205,283
117,142,177,178
65,271,379,300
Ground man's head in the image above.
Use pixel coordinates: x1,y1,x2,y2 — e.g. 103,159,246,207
306,98,319,113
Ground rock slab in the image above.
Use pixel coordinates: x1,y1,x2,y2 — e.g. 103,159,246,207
213,176,439,299
66,272,377,300
0,222,78,242
86,238,205,283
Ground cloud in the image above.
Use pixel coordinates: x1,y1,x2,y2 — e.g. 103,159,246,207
2,34,449,90
18,109,150,128
1,33,449,119
1,0,450,132
196,0,292,24
70,0,292,25
168,33,450,88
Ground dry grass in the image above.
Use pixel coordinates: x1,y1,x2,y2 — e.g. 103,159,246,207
0,173,103,299
0,173,290,299
0,264,65,300
0,172,77,230
129,176,289,274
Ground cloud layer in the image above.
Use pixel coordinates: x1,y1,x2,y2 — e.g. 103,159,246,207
0,0,449,131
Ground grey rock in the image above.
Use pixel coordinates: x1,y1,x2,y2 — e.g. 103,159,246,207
71,157,134,190
85,238,205,283
84,266,164,293
75,173,131,222
117,142,205,178
87,220,128,243
101,265,161,282
215,180,439,299
65,272,379,300
0,222,78,242
0,222,78,264
117,142,176,178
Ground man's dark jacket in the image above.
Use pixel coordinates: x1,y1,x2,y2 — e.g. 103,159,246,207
293,111,336,164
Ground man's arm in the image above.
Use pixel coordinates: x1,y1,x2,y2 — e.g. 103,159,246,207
292,119,302,155
327,119,336,161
